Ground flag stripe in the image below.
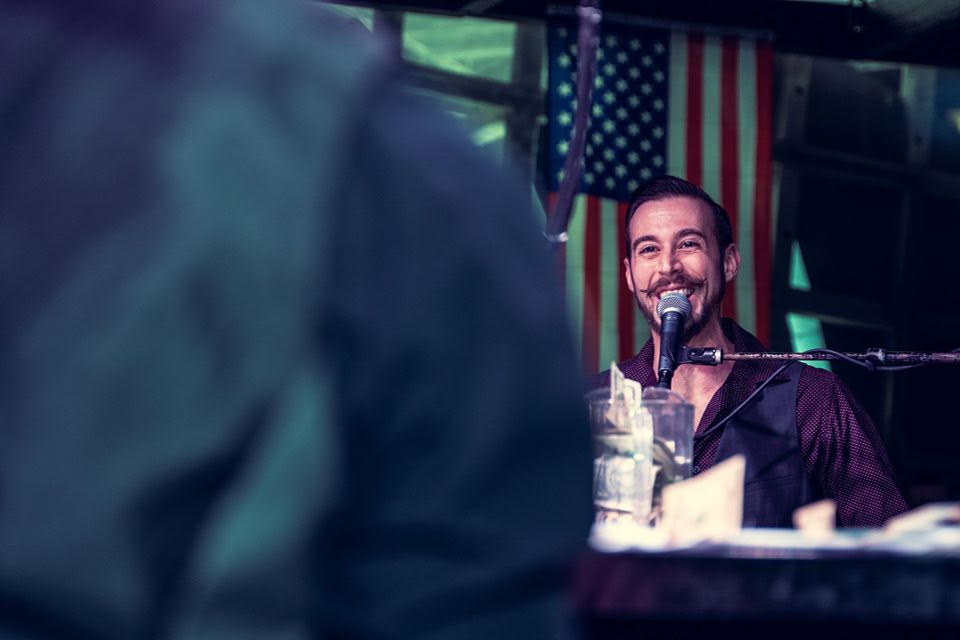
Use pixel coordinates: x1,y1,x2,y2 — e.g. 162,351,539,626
701,35,733,319
547,25,772,372
599,197,619,369
634,292,651,351
616,201,635,361
565,195,586,362
719,36,739,320
736,38,758,335
668,31,688,176
700,36,723,201
753,39,774,346
583,196,602,372
685,33,704,186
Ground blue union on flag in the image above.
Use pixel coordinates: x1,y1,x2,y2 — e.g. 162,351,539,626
546,21,774,374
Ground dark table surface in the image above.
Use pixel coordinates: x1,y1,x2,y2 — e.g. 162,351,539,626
573,538,960,639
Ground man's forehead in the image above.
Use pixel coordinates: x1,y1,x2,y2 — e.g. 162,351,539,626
628,196,714,238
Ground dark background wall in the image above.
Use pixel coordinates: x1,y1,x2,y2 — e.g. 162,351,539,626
332,1,960,506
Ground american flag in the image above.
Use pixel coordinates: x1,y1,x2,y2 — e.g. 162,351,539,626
546,22,773,374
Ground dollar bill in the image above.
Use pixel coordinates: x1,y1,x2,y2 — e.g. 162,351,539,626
660,454,745,544
609,361,642,420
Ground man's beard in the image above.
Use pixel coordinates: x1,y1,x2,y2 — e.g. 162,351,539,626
636,275,725,342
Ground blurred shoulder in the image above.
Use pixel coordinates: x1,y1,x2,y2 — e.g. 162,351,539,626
587,369,610,391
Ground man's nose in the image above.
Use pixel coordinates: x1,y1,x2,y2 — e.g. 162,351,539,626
657,249,681,275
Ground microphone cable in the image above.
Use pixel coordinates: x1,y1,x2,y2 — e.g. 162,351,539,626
798,347,960,372
695,346,960,441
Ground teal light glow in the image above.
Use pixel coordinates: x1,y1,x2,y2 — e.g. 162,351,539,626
786,241,829,370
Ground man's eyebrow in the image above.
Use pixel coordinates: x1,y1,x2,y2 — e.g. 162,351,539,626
676,228,708,240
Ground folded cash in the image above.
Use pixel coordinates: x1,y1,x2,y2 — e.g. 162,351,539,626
659,454,745,545
609,361,642,414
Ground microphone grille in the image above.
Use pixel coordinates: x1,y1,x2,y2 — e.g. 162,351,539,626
656,292,692,319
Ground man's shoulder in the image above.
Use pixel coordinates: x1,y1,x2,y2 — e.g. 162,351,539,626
794,363,866,423
587,369,609,391
796,362,848,394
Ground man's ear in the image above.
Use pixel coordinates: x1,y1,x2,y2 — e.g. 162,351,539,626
723,243,741,283
623,257,635,293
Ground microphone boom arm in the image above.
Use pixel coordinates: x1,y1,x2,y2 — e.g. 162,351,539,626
678,346,960,367
544,1,602,244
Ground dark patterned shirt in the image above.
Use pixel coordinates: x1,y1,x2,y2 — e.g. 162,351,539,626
590,319,908,527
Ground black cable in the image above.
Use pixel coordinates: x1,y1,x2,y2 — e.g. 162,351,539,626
805,348,876,369
695,360,796,441
804,347,960,372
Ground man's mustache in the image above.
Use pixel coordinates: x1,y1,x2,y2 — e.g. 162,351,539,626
637,275,705,295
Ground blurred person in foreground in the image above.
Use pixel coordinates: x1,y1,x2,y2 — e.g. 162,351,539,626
0,1,592,637
590,175,907,528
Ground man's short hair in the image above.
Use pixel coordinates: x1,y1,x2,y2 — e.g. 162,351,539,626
624,175,733,257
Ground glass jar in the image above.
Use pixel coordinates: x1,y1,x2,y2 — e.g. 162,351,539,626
585,388,653,524
641,386,694,524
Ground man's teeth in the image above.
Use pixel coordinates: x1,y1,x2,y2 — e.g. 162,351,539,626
658,288,693,299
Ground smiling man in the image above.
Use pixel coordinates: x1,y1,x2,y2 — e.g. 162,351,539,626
591,175,908,528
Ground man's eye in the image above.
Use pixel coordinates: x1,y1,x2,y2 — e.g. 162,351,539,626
637,245,657,255
679,240,701,249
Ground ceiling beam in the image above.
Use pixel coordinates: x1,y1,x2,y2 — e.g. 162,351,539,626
334,0,960,68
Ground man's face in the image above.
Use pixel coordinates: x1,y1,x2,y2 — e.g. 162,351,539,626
623,196,739,340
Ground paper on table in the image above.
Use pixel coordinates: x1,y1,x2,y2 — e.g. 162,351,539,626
793,499,837,538
592,499,960,555
882,502,960,534
659,454,745,545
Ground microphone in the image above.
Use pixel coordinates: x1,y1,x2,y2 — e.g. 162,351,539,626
655,292,692,389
